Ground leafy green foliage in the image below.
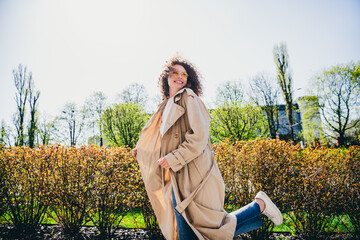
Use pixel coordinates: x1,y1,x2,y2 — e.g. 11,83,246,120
297,96,324,146
101,103,149,148
314,61,360,146
210,101,268,143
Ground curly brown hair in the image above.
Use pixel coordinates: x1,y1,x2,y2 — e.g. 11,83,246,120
158,55,203,100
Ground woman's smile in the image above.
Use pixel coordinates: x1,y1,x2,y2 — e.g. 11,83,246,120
175,80,184,84
168,64,188,97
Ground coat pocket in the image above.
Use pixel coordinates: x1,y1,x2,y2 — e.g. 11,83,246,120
187,201,226,228
193,148,213,179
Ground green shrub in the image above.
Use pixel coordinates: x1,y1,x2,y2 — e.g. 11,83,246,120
88,146,140,238
341,146,360,236
215,139,360,239
45,145,95,236
0,141,359,239
215,139,303,239
0,146,49,237
0,144,8,218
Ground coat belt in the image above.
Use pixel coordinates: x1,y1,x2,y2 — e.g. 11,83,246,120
171,158,215,214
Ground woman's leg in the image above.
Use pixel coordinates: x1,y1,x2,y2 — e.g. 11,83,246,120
232,191,283,236
172,190,198,240
231,201,263,236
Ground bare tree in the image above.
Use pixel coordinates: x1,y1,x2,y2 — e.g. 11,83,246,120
274,43,295,141
0,121,11,147
84,91,107,146
13,64,30,146
117,83,149,107
216,80,244,105
37,113,58,146
314,62,360,146
148,94,162,114
250,73,280,139
60,103,85,146
27,79,40,148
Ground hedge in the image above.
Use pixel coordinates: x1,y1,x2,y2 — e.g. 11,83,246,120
0,140,359,239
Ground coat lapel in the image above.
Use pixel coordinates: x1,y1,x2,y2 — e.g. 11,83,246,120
161,88,190,137
162,103,185,137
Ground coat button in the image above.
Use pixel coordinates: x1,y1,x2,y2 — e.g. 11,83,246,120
174,133,179,138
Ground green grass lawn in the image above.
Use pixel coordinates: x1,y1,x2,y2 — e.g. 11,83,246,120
39,209,146,228
273,213,353,233
118,210,146,228
1,210,353,233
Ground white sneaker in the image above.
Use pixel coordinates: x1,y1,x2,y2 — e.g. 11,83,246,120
255,191,283,225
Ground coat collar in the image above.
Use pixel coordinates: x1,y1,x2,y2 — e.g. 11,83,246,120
161,88,197,136
140,88,196,137
161,103,185,137
173,87,197,102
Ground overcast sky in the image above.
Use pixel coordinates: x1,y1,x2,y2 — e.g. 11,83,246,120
1,0,359,125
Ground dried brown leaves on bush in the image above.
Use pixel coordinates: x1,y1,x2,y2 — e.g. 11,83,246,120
0,141,359,239
214,139,359,239
0,146,49,236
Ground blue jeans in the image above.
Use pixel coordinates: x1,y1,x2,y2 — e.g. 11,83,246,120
172,190,262,239
232,201,263,236
172,190,198,240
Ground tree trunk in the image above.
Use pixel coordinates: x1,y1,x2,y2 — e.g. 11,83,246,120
287,103,294,142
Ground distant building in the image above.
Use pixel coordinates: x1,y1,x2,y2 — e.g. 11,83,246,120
274,97,323,145
208,98,323,143
276,103,303,141
88,135,106,146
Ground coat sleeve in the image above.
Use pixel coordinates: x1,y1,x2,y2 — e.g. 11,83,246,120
164,95,211,172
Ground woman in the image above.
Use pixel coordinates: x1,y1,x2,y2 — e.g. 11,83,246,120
133,56,283,240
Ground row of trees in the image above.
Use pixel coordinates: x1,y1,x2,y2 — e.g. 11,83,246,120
0,80,152,148
1,43,359,148
6,65,40,148
211,44,359,146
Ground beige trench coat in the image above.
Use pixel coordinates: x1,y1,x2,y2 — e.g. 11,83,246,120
136,88,236,240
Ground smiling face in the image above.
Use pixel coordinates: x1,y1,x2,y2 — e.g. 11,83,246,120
167,64,188,97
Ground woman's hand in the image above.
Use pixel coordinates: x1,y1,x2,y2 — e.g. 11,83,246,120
157,157,170,169
132,148,137,158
